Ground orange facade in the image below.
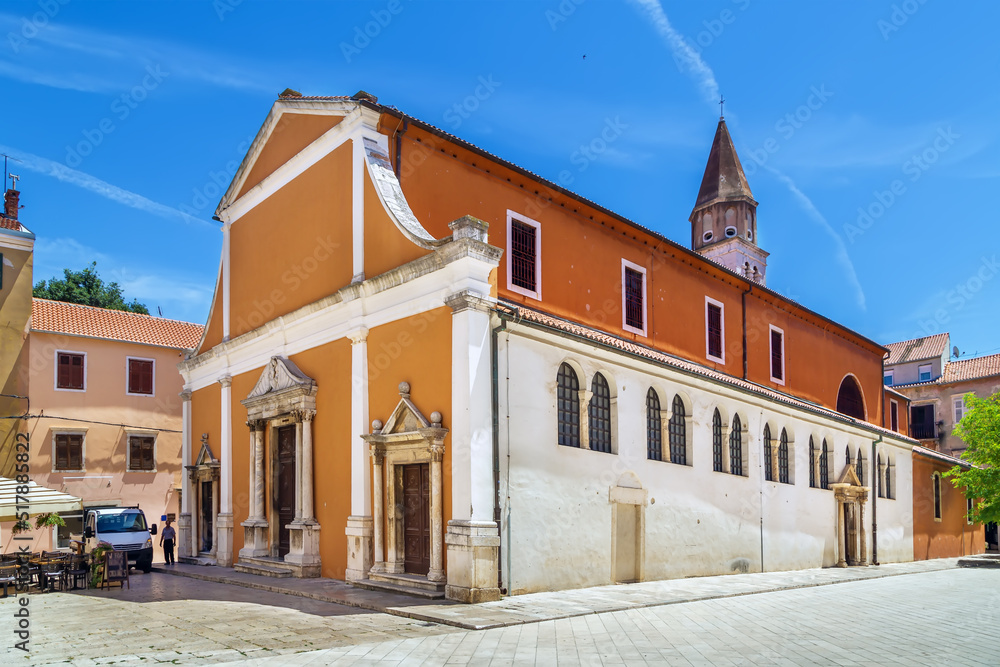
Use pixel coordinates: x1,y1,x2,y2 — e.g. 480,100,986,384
912,452,984,560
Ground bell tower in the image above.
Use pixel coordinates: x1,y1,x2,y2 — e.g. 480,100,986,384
689,114,768,285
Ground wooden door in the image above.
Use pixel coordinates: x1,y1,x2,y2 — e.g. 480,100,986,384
276,425,296,557
200,481,214,553
402,463,430,575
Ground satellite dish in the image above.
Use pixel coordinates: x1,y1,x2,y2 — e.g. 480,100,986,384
953,346,960,358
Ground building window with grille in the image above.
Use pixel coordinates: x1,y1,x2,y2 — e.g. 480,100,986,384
507,212,541,300
932,473,942,520
809,437,817,488
128,435,156,471
56,351,86,391
706,298,725,363
622,259,646,336
127,357,154,396
557,363,580,448
712,409,724,472
769,325,785,384
669,395,687,466
53,432,85,472
646,389,661,461
589,373,612,453
763,424,773,481
820,439,830,489
729,415,743,476
778,428,790,484
890,399,899,432
886,458,894,499
855,447,865,485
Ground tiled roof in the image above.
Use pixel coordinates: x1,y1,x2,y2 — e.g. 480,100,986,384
32,298,203,350
940,353,1000,384
912,444,972,469
504,300,912,443
885,333,949,365
0,215,22,231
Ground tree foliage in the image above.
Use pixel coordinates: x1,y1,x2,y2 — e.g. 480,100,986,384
33,262,149,315
945,392,1000,524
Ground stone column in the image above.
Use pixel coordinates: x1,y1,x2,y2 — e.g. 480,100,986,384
179,390,193,560
428,439,446,583
370,444,385,574
444,288,501,603
285,410,321,576
240,419,268,559
294,416,304,522
836,496,846,567
858,499,868,565
301,411,316,522
345,328,373,582
216,376,234,567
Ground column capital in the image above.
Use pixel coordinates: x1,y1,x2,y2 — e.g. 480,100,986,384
430,443,445,463
348,327,369,345
246,419,266,432
218,375,232,389
180,390,193,402
292,409,316,423
445,289,494,314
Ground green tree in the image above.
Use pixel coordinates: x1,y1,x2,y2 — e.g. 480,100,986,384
33,262,149,314
945,392,1000,524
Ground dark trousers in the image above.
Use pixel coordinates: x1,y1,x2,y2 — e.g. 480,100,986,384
163,539,175,564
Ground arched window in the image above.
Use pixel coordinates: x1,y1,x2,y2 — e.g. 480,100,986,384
778,429,789,484
730,415,743,476
646,389,661,461
846,448,852,468
712,409,723,472
877,453,884,498
589,373,612,453
837,376,866,420
556,363,580,448
763,424,773,482
809,437,816,488
669,395,686,465
885,458,893,499
820,439,829,489
856,447,864,484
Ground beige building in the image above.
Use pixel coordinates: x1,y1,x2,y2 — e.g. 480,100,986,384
886,333,1000,457
5,298,203,554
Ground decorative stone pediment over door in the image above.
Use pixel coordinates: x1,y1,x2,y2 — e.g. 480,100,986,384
238,356,321,578
831,466,869,567
362,382,448,597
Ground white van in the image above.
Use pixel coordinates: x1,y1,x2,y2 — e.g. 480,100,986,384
84,507,157,573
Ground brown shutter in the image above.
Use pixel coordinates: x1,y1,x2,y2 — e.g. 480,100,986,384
708,305,722,358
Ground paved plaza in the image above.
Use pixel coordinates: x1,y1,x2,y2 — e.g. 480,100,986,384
2,562,998,665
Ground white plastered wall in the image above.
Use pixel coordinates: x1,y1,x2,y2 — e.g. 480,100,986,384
497,324,914,595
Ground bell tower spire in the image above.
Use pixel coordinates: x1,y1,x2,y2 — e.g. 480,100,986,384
689,116,768,284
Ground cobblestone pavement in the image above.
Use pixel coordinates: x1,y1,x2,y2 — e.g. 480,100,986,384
2,566,997,665
242,568,1000,666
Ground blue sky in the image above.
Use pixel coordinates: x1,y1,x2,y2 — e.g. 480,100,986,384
2,0,998,359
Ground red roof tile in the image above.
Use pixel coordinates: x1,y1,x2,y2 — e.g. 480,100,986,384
0,215,22,231
32,298,203,350
940,353,1000,384
886,333,949,365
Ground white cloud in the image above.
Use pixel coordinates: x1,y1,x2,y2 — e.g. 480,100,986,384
765,166,867,311
0,144,212,228
627,0,720,105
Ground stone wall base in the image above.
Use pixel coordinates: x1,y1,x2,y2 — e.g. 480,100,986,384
445,519,501,603
345,515,373,582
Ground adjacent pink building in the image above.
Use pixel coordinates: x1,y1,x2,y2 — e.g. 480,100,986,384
6,298,202,554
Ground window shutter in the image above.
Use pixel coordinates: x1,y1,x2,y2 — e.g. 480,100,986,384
708,305,723,358
770,330,783,380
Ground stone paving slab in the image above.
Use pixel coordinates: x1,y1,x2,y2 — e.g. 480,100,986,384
155,557,961,631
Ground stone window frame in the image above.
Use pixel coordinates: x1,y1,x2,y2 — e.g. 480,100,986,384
125,430,157,472
556,361,581,449
621,258,647,337
55,349,87,392
667,392,692,467
52,428,87,473
777,427,793,485
587,371,616,454
506,210,542,301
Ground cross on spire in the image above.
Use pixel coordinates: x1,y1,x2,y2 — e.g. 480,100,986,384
719,95,725,119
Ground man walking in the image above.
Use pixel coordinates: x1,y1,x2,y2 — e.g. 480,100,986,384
160,517,176,565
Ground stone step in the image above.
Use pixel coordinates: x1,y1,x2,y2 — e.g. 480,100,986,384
958,556,1000,569
353,577,446,599
369,571,446,592
234,561,294,578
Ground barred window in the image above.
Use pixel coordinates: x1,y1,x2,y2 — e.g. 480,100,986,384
770,328,784,382
820,439,829,489
778,428,789,484
712,409,723,472
809,437,816,488
624,266,644,331
729,415,743,476
846,447,852,468
668,395,686,465
877,453,884,498
707,302,723,360
763,424,773,482
885,460,893,499
646,389,661,461
589,373,612,453
856,448,864,484
557,363,580,448
511,219,537,293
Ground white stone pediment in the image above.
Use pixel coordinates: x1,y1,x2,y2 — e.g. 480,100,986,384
836,465,863,487
194,437,218,467
382,395,431,435
246,356,316,401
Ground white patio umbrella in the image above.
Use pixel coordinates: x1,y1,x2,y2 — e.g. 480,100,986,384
0,476,83,521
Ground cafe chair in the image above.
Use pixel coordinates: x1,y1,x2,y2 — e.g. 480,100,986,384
0,563,17,597
65,554,90,590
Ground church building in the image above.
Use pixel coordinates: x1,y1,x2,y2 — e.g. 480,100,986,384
179,91,916,601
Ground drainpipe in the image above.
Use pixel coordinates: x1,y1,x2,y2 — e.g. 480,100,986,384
741,284,753,380
871,434,882,565
491,309,509,593
394,119,408,178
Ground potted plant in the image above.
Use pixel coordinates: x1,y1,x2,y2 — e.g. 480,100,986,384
9,519,33,536
34,512,66,531
89,541,113,589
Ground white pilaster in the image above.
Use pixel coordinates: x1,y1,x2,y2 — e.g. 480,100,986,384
346,327,373,581
179,390,192,560
222,221,231,341
217,375,234,566
351,134,365,284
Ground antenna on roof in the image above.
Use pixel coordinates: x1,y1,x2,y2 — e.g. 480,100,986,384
2,153,23,190
158,306,163,317
718,95,726,120
953,345,960,358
